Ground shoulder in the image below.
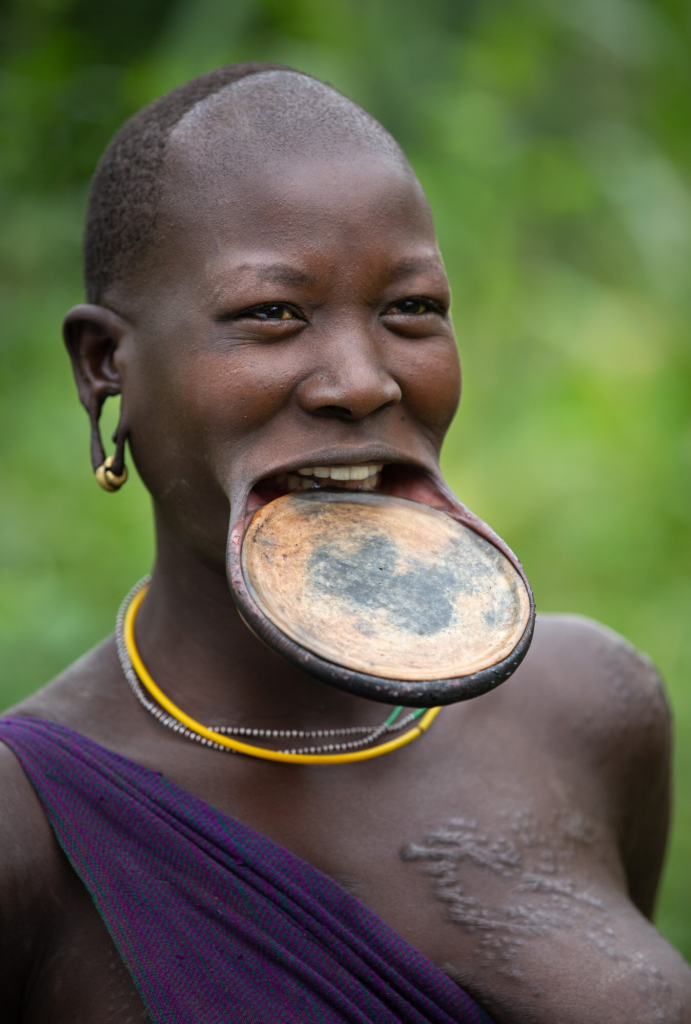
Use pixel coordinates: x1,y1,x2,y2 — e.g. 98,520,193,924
498,612,669,752
0,648,105,894
547,612,667,741
0,736,58,869
487,613,671,914
0,737,67,1005
0,639,126,953
502,613,671,803
533,610,662,690
6,635,130,735
0,636,129,1003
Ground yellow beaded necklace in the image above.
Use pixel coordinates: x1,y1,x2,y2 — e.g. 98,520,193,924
123,584,442,765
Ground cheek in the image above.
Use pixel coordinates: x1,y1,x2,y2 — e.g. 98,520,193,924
187,353,298,452
128,341,294,464
397,341,461,436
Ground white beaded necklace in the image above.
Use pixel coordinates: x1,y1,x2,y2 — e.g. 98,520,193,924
115,577,424,756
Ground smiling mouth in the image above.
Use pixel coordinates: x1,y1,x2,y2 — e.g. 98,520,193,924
248,461,455,514
267,463,383,494
251,463,384,507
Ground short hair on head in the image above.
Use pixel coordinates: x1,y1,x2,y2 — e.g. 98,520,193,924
84,63,407,304
171,69,405,173
84,62,293,303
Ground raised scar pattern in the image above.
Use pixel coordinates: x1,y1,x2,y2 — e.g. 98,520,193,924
401,810,678,1020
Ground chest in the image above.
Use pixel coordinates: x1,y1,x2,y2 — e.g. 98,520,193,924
28,733,626,1024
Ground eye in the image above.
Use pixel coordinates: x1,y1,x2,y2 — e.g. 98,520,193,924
243,303,299,321
385,297,444,316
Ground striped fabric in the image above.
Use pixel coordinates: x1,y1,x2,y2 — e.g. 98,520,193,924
0,716,493,1024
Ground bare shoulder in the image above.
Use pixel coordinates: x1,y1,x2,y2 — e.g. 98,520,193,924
498,611,670,761
514,611,671,811
484,612,672,917
6,635,131,739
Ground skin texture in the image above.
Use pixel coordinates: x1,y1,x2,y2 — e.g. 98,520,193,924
1,74,690,1022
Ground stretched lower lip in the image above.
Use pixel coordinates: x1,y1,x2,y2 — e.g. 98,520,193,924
226,458,536,706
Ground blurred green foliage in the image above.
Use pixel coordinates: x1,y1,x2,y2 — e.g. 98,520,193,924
1,0,690,956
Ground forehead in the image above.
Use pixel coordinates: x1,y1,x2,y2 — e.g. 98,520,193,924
158,171,440,320
155,153,438,298
167,145,430,234
148,74,438,286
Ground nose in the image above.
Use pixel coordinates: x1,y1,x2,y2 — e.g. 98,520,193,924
296,335,402,421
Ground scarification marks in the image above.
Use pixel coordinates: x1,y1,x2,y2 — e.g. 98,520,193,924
401,811,679,1020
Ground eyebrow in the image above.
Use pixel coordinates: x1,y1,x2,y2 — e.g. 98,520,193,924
233,263,314,287
229,255,443,289
385,256,442,280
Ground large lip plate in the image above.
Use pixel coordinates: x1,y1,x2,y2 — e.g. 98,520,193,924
229,489,535,706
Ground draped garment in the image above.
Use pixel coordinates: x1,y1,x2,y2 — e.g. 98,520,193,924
0,716,492,1024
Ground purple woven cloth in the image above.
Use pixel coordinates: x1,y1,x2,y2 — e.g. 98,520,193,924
0,715,492,1024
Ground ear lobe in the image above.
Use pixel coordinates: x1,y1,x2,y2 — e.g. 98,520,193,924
63,303,133,475
63,303,131,411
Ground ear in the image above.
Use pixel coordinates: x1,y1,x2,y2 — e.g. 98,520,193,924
63,303,131,473
63,303,130,407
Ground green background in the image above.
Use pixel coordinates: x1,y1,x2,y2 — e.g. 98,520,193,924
1,0,690,956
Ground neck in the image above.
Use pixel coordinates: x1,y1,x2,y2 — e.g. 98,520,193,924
133,515,392,730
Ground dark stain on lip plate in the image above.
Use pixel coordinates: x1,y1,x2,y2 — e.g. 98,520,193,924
237,489,535,695
306,528,500,638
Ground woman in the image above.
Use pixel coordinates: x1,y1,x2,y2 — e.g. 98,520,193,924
1,63,688,1023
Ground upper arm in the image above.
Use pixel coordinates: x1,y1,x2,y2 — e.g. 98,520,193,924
600,635,671,918
0,741,63,1016
535,614,672,919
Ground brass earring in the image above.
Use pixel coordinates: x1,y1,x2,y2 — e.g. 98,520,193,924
96,455,128,492
90,396,128,493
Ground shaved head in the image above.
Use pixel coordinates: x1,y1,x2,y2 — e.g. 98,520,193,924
173,71,404,166
84,64,411,303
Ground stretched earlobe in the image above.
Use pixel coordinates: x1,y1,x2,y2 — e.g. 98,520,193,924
63,303,131,493
92,400,129,493
88,394,107,474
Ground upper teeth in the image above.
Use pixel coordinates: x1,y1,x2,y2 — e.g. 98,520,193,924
297,464,383,481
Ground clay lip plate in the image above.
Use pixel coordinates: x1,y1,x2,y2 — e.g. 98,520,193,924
241,491,531,682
